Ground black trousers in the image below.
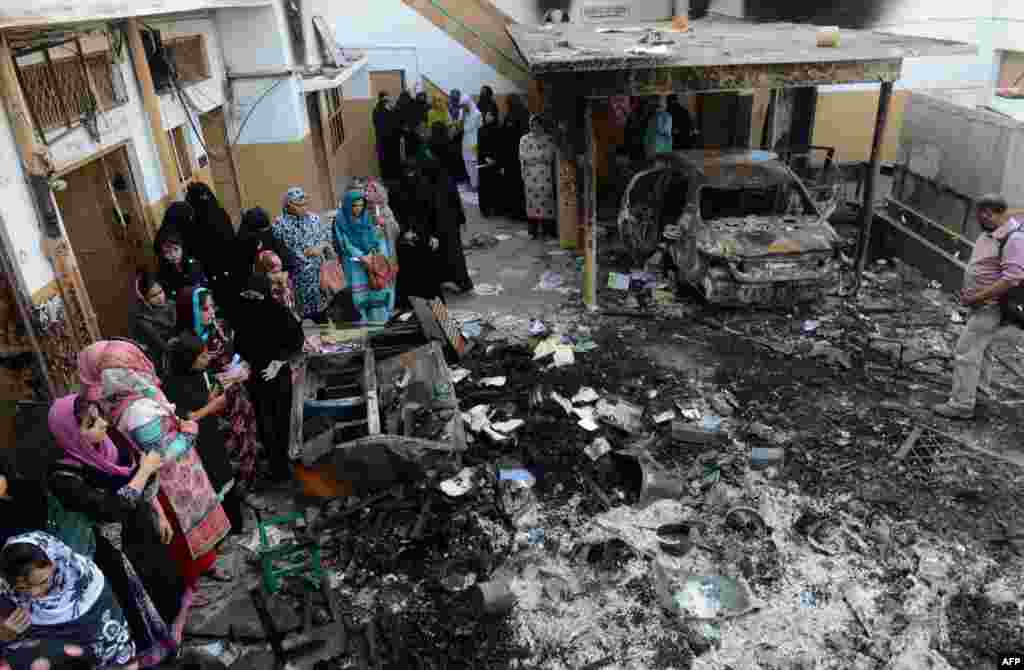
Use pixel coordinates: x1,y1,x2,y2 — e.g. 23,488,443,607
247,365,293,479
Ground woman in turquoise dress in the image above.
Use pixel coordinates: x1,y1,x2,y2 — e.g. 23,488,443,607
332,189,397,324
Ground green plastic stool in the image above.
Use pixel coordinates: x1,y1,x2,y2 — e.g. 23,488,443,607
257,511,325,595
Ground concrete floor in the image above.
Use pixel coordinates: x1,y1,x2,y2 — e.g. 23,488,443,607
443,192,587,321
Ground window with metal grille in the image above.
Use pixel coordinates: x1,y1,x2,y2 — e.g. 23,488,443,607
324,87,345,153
17,51,128,132
161,34,211,87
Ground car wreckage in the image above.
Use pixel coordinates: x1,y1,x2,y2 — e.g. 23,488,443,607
618,149,846,307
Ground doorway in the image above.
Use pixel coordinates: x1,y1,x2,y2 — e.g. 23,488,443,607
199,107,243,224
54,146,149,339
306,93,335,212
370,70,406,98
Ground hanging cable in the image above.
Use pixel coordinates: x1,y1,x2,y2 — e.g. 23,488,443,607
232,78,286,145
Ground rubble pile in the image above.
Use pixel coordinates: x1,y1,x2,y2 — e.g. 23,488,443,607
185,248,1024,670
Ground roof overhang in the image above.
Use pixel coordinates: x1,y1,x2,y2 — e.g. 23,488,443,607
302,55,370,93
0,0,273,32
508,16,976,96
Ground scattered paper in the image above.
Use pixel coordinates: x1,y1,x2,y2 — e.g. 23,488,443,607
585,437,612,460
495,234,512,241
462,405,493,433
653,410,676,424
675,402,702,421
499,469,536,485
578,417,601,432
950,310,965,324
450,368,471,384
547,249,569,256
480,376,507,387
700,415,723,431
441,467,478,497
608,272,631,290
536,271,565,291
473,284,504,296
462,320,483,338
553,348,575,367
493,419,526,433
572,387,600,405
398,312,413,322
551,392,574,416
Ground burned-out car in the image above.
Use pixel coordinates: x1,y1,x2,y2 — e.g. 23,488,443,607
618,150,842,306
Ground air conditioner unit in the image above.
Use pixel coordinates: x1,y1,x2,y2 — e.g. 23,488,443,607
573,0,675,23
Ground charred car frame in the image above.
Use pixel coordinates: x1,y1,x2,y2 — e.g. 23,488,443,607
618,149,844,307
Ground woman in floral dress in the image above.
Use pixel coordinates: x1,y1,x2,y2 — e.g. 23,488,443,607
271,187,332,322
519,114,557,239
75,340,230,640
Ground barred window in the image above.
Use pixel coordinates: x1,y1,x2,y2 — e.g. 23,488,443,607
17,51,128,132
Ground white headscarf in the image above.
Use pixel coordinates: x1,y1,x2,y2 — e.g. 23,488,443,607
3,532,105,626
460,93,478,116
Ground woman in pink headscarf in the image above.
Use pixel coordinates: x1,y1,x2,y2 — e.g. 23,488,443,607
48,394,182,664
76,341,230,622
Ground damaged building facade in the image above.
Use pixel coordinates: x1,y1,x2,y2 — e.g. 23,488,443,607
0,1,371,435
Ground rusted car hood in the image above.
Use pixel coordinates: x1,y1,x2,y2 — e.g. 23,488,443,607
695,216,838,258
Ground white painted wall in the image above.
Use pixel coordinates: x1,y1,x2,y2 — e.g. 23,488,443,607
213,4,309,144
330,0,520,97
231,77,308,143
215,4,293,71
343,68,371,99
0,110,56,293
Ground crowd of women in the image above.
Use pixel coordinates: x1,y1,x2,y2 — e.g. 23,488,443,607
373,84,563,240
0,172,443,668
0,83,581,670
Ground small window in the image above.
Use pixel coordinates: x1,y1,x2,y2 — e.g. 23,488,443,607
324,88,345,152
167,126,192,182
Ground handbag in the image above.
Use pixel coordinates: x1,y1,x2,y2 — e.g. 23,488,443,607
998,222,1024,327
320,256,345,295
365,253,398,290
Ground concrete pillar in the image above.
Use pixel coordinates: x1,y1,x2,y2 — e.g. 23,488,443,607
557,152,578,249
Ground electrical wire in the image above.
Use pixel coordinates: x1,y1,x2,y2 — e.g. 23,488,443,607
232,78,286,146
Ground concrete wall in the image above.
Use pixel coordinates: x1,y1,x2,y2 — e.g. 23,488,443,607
895,91,1024,240
0,109,55,293
330,0,521,97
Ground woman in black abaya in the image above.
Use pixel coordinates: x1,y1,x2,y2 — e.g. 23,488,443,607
499,94,530,220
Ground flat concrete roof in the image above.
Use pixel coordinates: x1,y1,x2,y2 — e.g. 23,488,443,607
508,16,975,94
0,0,272,31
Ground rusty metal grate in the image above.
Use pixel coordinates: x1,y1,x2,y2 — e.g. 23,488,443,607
893,425,994,485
